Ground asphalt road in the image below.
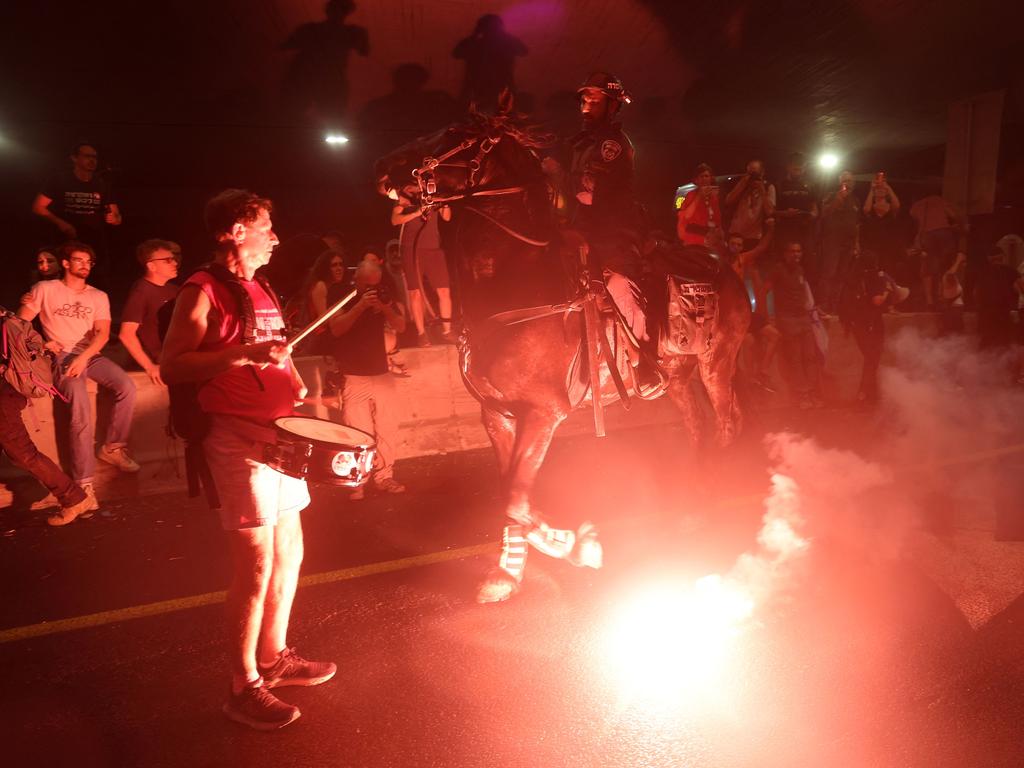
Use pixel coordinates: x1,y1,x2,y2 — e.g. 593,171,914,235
2,408,1023,768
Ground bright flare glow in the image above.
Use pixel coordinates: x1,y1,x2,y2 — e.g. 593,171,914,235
818,152,839,170
602,575,755,709
324,134,350,145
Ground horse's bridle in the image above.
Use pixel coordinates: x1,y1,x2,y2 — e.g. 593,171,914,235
412,129,535,205
408,127,549,247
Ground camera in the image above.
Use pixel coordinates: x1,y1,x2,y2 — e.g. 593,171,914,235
361,284,392,305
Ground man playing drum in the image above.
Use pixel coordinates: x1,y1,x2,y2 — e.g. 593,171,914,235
162,189,335,731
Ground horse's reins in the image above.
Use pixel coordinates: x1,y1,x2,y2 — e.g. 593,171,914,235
410,126,552,248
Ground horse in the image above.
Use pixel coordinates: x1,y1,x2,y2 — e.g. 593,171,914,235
376,107,751,603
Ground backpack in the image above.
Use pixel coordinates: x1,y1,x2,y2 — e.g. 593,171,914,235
160,264,284,508
0,307,65,400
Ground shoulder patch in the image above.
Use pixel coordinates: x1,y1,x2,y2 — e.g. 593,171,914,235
600,140,622,162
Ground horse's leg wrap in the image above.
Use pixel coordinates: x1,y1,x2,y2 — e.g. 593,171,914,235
498,524,528,581
526,522,577,560
566,521,604,569
476,525,527,604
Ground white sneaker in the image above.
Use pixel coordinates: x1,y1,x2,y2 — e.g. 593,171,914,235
81,482,100,514
97,445,140,473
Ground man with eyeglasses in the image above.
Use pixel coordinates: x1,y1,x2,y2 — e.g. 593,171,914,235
119,239,181,385
32,140,121,260
18,242,140,522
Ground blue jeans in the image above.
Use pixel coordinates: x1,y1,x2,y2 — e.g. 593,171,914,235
54,354,137,483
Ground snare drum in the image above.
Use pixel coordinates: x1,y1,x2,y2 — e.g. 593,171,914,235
264,416,376,487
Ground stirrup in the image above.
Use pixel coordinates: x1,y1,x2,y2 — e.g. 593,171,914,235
630,357,669,400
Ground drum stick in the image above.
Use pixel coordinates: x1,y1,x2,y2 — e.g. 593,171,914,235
288,289,358,348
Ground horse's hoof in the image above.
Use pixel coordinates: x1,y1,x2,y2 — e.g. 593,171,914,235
476,568,520,604
567,521,603,569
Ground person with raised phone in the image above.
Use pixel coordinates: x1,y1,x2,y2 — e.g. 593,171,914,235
161,189,335,731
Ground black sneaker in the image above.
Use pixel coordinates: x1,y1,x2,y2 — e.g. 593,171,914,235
223,683,300,731
259,648,337,689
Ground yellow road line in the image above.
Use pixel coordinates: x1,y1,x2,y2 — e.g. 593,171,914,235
4,441,1023,646
0,543,494,645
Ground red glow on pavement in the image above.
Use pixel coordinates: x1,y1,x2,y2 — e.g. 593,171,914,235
600,575,755,711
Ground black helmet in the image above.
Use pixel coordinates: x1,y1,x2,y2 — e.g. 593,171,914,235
577,72,632,105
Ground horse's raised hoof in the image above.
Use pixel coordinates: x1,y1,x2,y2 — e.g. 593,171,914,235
476,568,521,604
567,521,603,569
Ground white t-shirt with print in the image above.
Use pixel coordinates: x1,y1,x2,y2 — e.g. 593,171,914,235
25,279,111,354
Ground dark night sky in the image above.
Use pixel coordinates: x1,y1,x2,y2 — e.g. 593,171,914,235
0,0,1020,282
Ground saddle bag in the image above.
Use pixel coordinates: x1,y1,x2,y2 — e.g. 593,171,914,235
662,276,718,357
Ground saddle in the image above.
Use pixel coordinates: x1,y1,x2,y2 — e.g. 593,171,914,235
458,244,724,437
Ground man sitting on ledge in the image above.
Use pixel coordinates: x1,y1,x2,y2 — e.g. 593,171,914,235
19,241,139,508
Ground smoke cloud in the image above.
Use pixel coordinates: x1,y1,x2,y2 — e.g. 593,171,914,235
729,327,1024,628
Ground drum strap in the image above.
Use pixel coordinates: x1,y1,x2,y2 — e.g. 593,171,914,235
195,261,284,345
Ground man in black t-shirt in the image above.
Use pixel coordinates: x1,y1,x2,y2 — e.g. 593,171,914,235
32,141,122,255
329,261,408,499
119,239,180,384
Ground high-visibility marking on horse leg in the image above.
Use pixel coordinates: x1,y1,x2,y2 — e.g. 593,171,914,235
526,522,577,559
567,521,604,569
498,524,529,581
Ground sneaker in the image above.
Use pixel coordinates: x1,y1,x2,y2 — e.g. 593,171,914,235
375,478,406,494
388,358,411,377
47,492,94,527
258,648,337,689
80,482,100,517
97,445,140,473
223,682,300,731
416,333,432,348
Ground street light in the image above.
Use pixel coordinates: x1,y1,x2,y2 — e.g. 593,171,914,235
818,152,839,171
324,133,349,146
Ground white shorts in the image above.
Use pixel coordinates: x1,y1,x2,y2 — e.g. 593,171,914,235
203,415,310,531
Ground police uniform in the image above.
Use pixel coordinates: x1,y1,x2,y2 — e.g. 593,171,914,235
568,121,638,238
566,72,647,341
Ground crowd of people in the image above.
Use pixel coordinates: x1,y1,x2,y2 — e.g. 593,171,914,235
2,79,1022,732
676,153,1024,408
9,131,1024,524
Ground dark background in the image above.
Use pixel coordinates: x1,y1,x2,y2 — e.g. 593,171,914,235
1,0,1021,307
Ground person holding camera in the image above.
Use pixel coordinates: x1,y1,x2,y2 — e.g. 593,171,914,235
725,159,776,251
677,163,723,248
329,261,407,500
819,170,862,314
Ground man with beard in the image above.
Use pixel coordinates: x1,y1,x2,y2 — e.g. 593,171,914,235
18,241,139,514
565,71,647,344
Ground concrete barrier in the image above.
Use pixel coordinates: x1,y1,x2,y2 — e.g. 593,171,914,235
0,312,978,509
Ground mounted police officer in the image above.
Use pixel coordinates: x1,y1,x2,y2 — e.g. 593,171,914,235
568,71,639,238
564,72,649,352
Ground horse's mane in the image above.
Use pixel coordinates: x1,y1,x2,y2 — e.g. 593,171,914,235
461,108,556,152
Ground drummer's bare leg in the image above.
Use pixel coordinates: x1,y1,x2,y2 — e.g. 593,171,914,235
256,512,303,666
226,527,274,689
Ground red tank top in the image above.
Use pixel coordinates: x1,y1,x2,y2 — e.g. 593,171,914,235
187,271,295,425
